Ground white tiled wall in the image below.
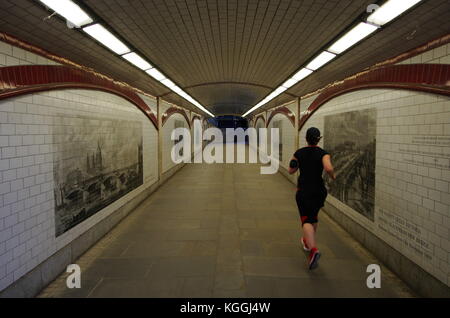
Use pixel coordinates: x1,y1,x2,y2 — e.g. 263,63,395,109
161,104,189,173
266,105,297,170
300,88,450,286
255,117,265,131
0,86,159,292
0,38,194,294
191,115,202,156
397,43,450,65
138,93,158,115
0,40,60,67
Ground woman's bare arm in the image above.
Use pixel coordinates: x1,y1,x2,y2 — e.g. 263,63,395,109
322,154,336,180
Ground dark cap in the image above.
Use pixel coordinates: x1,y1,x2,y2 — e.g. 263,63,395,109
306,127,321,144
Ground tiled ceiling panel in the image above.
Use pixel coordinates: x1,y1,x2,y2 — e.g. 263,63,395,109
0,0,449,116
83,0,375,96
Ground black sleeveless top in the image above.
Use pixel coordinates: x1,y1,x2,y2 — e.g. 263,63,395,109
293,146,329,194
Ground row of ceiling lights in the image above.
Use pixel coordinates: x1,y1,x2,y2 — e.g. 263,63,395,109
242,0,424,117
38,0,215,117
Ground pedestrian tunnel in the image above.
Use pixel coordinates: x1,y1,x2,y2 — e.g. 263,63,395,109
0,0,449,299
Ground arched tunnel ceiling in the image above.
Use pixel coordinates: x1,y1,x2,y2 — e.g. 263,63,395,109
0,0,449,116
173,83,283,115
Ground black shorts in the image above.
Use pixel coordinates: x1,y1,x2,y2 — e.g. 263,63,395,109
295,189,327,225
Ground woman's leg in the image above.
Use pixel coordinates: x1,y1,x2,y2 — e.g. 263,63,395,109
303,223,317,249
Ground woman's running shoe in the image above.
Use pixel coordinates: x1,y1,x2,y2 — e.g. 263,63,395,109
308,248,321,270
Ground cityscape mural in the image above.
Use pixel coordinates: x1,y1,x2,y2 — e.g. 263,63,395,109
53,116,143,237
324,108,377,221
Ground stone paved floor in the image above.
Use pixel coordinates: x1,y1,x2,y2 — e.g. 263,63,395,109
38,161,415,298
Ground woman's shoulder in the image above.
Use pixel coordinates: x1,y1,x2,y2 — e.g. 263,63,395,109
308,146,329,156
316,147,329,156
295,146,328,153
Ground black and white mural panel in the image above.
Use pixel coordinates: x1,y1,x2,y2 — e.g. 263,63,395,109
53,116,143,237
324,108,377,221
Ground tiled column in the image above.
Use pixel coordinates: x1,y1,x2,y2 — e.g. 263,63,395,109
295,97,300,150
157,97,163,181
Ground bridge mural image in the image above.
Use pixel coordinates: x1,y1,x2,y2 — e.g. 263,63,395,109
324,108,376,221
53,116,143,237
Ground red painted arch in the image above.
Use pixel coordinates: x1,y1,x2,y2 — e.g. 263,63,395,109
299,64,450,130
254,114,266,128
267,106,296,127
162,106,191,128
0,65,159,130
191,114,202,126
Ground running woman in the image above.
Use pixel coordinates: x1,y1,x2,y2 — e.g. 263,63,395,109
289,127,336,270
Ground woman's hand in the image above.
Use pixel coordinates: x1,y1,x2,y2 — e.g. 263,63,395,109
288,157,299,175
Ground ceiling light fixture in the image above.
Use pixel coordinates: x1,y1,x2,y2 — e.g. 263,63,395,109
171,86,183,94
83,24,130,55
242,0,424,118
306,51,337,71
51,1,215,117
146,68,166,81
242,87,288,117
121,52,152,70
328,22,378,54
243,105,262,117
292,68,314,81
39,0,93,27
367,0,423,26
282,78,300,89
160,79,176,88
270,86,288,98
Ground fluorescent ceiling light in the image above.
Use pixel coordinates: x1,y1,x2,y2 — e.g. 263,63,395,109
121,52,152,70
171,86,183,94
179,93,214,117
39,0,93,27
46,3,213,118
270,86,287,98
83,24,130,55
292,68,313,81
243,107,258,117
367,0,423,26
184,98,213,117
146,68,166,81
282,77,300,89
178,91,190,99
243,86,288,117
186,97,196,105
202,109,215,117
306,51,336,71
328,22,378,54
160,79,176,88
